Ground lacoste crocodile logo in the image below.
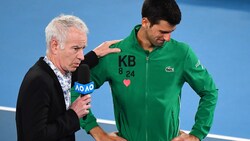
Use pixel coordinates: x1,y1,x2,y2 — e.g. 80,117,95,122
165,66,174,72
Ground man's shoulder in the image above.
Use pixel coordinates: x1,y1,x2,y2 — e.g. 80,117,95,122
168,39,189,48
163,39,190,54
25,58,55,83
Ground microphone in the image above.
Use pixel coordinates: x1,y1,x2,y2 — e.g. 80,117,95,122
74,64,94,120
74,64,94,96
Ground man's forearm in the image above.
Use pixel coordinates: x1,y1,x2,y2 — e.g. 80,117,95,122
89,126,108,141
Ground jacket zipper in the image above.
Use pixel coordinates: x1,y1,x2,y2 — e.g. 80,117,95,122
145,54,149,141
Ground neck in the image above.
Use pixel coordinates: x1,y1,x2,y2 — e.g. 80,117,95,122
137,28,154,52
46,54,66,75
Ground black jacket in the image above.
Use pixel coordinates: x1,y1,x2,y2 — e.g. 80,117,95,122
16,51,98,141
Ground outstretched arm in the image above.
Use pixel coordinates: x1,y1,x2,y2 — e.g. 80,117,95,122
72,40,121,86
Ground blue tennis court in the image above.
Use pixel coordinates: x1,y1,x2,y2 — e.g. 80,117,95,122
1,107,249,141
1,0,250,140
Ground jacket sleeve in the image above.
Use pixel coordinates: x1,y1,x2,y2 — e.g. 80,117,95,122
183,47,218,140
71,87,98,133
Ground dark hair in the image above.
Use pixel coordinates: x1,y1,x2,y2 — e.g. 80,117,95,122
141,0,181,26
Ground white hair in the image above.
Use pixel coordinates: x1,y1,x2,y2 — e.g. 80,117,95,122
45,14,89,53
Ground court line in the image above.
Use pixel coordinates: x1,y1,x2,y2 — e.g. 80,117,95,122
1,106,249,141
0,106,16,112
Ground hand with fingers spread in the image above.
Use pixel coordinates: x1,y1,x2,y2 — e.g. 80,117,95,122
93,40,122,58
69,94,91,118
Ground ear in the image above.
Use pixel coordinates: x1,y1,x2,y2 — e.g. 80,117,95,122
141,17,150,29
50,38,59,55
